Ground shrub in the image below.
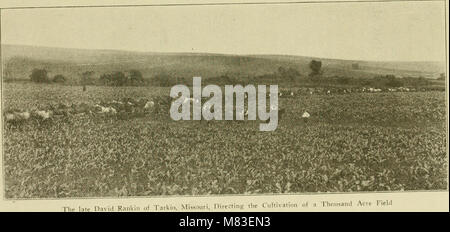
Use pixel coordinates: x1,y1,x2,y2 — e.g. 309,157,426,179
309,60,322,76
30,69,49,83
53,74,66,83
100,72,127,86
129,70,144,83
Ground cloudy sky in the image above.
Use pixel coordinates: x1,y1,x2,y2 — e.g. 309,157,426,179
1,1,446,61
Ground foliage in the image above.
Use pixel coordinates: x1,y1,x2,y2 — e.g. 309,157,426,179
100,72,128,86
129,70,144,83
98,70,144,86
52,74,66,83
30,69,49,83
309,60,322,76
2,83,447,198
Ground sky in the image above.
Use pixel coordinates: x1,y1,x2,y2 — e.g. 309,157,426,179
1,1,447,61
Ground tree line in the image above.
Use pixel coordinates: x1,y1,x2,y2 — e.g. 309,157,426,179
29,69,144,86
28,59,437,88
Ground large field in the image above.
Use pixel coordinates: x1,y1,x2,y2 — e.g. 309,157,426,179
2,82,447,198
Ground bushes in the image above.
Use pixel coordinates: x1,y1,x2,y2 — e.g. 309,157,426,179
52,74,66,83
309,60,322,76
129,70,144,83
30,69,66,84
30,69,49,83
99,70,146,86
27,67,436,89
100,72,128,86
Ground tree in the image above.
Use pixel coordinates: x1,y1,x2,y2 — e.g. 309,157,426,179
129,70,144,83
30,69,49,83
99,72,127,86
99,73,112,84
113,72,127,86
53,74,66,83
309,60,322,76
352,63,360,70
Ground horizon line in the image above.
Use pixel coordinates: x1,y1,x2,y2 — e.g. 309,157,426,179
1,43,446,64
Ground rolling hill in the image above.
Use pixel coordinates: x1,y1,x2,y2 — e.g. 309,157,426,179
1,44,446,83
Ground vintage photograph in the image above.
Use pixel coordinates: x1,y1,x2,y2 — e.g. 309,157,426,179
1,1,447,199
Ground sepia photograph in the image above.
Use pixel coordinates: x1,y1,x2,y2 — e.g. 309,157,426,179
0,0,448,210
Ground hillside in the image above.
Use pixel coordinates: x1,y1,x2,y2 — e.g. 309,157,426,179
1,44,446,82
